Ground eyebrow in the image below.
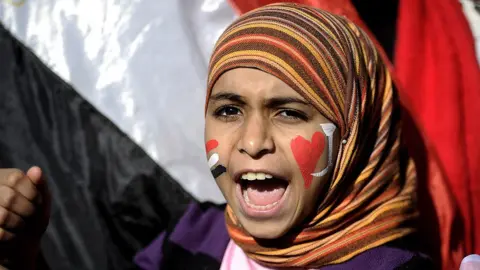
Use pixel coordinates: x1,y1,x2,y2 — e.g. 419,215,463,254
210,92,246,105
265,97,310,107
209,91,310,107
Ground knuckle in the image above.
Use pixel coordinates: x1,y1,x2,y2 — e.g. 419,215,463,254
5,170,24,187
0,186,15,208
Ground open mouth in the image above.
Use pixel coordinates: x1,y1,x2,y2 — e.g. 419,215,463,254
235,172,290,217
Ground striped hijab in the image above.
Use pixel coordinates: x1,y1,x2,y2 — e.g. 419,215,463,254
206,3,418,268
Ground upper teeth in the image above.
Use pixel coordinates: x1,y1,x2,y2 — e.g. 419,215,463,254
241,172,273,181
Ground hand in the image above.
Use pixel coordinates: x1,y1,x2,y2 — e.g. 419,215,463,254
0,167,51,269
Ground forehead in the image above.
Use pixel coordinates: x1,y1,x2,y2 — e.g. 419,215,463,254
211,68,304,100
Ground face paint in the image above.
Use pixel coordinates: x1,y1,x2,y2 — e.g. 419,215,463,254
311,123,336,177
208,153,220,168
205,139,227,179
211,165,227,179
205,139,219,153
290,132,325,188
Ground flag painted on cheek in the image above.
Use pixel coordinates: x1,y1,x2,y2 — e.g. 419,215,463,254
205,139,227,179
205,139,219,153
290,132,326,188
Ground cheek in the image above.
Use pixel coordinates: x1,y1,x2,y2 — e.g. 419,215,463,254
205,139,227,179
206,139,220,167
205,139,219,153
290,132,326,189
299,186,323,217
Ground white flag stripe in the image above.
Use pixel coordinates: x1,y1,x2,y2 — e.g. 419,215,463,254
208,153,220,168
0,0,238,202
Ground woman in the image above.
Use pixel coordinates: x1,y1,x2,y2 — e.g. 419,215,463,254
0,3,434,270
134,3,432,269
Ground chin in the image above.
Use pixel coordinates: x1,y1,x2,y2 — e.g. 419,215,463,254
239,217,291,239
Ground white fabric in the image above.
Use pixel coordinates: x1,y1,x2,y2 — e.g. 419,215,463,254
460,0,480,64
0,0,239,202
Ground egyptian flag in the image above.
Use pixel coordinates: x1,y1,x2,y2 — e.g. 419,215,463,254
206,140,227,179
1,0,478,269
0,0,235,269
0,21,196,270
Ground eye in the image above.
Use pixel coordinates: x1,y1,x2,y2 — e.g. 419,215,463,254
278,109,308,121
214,105,242,120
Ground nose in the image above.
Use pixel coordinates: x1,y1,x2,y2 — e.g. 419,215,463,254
237,114,274,158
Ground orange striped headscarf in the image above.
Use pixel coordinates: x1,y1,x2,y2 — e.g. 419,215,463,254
206,3,418,268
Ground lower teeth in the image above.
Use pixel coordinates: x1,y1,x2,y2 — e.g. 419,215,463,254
243,191,279,210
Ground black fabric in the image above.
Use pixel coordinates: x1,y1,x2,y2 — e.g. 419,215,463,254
160,242,221,270
0,24,194,270
352,0,399,60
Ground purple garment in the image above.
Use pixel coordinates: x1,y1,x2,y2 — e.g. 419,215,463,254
134,231,167,269
320,246,419,270
134,203,229,270
135,202,423,270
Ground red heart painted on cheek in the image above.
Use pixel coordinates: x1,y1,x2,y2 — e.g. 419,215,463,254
290,132,326,188
205,140,219,153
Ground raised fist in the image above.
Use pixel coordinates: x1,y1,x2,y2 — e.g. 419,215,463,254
0,166,51,269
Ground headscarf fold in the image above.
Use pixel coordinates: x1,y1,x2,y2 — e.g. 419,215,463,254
205,3,418,268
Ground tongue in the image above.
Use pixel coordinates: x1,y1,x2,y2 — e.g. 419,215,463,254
245,179,287,206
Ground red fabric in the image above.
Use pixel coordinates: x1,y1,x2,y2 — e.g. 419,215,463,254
394,1,480,269
229,0,480,269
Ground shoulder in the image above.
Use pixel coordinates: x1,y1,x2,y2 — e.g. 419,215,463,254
134,202,230,270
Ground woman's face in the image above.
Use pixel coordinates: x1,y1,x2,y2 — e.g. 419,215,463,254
205,68,340,239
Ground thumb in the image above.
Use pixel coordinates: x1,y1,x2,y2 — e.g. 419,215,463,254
26,166,43,185
26,166,51,206
26,166,51,234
